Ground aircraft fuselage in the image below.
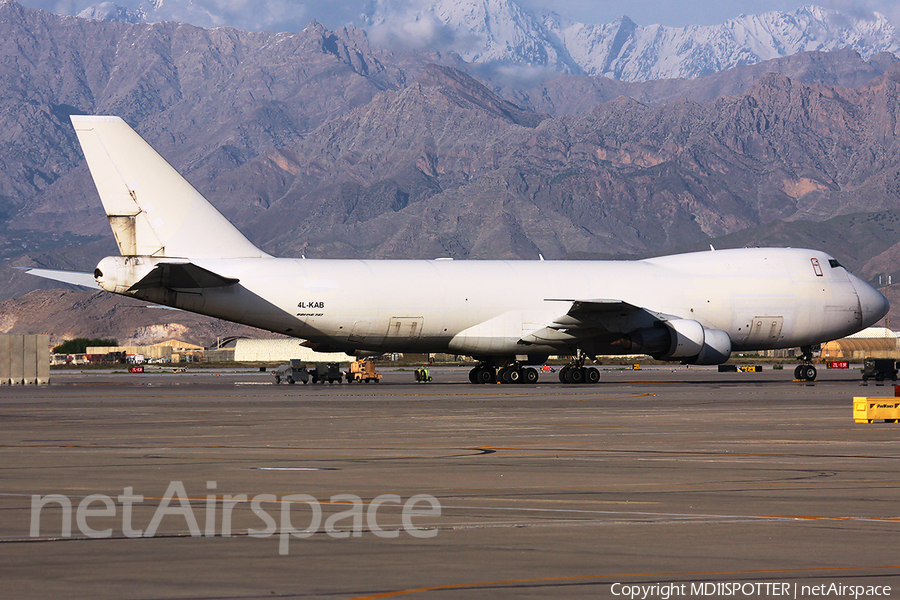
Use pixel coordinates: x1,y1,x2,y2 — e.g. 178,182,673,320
96,247,884,361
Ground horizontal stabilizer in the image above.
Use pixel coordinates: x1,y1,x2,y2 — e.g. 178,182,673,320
19,267,100,290
128,262,239,291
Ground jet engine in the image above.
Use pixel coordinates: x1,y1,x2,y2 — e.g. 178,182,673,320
683,327,732,365
614,319,732,365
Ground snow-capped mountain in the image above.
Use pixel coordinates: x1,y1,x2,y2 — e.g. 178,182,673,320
75,0,164,23
548,5,900,81
363,0,900,81
362,0,578,72
74,0,900,82
76,1,144,23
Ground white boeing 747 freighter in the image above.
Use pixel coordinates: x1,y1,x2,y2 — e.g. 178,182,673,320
26,116,889,384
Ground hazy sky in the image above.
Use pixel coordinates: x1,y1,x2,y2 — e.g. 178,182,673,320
18,0,900,31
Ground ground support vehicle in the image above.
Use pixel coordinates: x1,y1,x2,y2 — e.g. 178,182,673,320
274,360,310,385
346,359,382,383
311,362,344,384
861,358,899,382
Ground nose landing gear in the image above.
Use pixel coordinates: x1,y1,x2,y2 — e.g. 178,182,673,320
794,345,818,382
794,364,817,381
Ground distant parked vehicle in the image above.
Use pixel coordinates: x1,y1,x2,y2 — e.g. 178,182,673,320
273,360,310,385
311,362,344,384
861,358,899,382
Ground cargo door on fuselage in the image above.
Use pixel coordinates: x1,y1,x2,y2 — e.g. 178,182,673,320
745,316,784,348
348,321,372,344
381,317,424,348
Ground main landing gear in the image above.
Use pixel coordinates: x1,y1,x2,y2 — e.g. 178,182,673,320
468,361,540,385
558,356,601,385
793,345,818,382
468,356,601,385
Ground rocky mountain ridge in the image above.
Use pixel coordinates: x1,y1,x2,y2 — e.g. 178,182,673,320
214,63,900,270
543,4,900,81
0,289,280,346
73,0,900,82
3,2,900,317
393,0,900,80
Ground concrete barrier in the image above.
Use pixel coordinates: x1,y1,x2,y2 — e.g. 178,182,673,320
0,335,9,384
0,335,50,385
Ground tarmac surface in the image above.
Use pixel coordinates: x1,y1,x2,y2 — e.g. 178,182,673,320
1,365,899,600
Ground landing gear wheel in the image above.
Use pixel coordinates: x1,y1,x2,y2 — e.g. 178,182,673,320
469,369,478,384
507,368,522,384
794,365,803,380
800,365,817,381
559,366,570,383
569,367,584,384
585,367,600,384
523,368,539,384
476,367,495,384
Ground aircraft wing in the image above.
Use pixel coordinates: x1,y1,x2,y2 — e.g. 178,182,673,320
519,299,661,345
18,267,101,290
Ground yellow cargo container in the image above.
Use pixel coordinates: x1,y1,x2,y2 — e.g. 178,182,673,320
853,397,900,423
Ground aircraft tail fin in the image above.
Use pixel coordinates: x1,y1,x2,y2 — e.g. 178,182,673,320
71,116,268,259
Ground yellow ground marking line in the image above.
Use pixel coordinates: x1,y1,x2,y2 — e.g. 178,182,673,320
540,423,622,427
472,445,900,460
344,565,900,600
2,442,899,466
764,514,900,522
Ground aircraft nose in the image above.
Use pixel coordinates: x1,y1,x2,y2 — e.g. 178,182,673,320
848,273,889,329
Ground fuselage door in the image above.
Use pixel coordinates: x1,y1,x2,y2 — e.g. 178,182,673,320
348,321,372,343
384,317,424,340
811,258,823,277
746,316,784,348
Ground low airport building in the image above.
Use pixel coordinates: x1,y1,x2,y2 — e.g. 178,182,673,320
85,340,205,363
77,338,353,364
231,339,352,363
821,327,899,360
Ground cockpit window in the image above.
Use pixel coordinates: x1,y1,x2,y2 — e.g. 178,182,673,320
828,259,843,269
